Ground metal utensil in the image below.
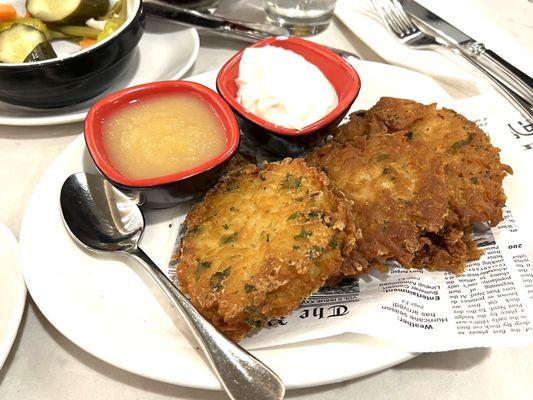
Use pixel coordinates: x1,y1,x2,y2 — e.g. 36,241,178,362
143,0,360,63
371,0,533,122
144,0,291,41
401,0,533,105
60,172,285,400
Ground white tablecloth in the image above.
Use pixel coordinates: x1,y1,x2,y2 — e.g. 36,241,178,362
0,5,532,400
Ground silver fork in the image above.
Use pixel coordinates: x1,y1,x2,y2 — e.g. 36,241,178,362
371,0,533,121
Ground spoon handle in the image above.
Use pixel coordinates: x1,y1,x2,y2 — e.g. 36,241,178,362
129,247,285,400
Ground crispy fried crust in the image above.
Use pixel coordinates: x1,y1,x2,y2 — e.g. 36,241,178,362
307,127,449,274
335,98,512,228
411,107,512,228
310,97,511,275
175,158,357,341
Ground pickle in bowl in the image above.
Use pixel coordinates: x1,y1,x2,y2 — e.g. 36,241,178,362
0,0,144,108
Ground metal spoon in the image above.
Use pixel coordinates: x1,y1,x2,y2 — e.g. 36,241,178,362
60,172,285,400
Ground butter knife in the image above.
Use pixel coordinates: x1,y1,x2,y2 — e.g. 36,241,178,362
401,0,533,105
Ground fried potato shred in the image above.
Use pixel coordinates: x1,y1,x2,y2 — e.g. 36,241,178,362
174,97,511,341
175,158,357,341
307,97,511,275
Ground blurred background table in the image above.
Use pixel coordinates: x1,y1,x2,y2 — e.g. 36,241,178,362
1,2,532,399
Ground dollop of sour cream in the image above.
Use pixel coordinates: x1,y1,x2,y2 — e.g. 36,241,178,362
236,45,339,130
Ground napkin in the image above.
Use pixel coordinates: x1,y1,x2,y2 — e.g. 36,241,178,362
334,0,533,99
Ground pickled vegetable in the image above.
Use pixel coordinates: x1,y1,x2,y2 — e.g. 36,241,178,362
26,0,109,24
97,0,126,41
0,23,56,63
0,17,50,38
56,24,100,39
24,40,57,62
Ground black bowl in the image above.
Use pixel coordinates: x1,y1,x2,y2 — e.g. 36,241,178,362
0,0,144,109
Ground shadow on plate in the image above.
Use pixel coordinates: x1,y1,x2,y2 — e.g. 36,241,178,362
144,16,194,35
82,149,102,176
197,34,245,52
394,347,490,371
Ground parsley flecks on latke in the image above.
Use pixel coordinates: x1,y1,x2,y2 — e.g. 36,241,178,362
174,158,357,341
307,129,449,275
308,97,511,275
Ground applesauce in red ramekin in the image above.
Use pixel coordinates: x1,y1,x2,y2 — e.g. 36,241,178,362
103,94,226,180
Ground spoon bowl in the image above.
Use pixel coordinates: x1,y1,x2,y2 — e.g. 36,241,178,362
60,173,143,253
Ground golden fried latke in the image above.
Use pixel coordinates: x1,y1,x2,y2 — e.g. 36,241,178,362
313,97,511,275
175,158,357,341
335,97,512,228
307,129,449,275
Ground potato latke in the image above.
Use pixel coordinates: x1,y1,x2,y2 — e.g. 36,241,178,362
175,158,357,340
308,97,511,275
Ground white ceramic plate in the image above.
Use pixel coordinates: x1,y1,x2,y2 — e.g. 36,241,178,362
0,17,199,127
20,61,529,390
0,223,26,371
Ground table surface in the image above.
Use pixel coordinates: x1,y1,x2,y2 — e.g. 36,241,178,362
1,6,533,400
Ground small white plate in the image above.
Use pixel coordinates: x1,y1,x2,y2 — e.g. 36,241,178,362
0,223,26,371
0,18,199,127
22,61,523,390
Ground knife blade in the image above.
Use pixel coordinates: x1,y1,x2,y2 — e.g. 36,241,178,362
401,0,533,106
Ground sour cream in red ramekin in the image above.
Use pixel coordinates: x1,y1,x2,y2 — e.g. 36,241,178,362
235,45,339,130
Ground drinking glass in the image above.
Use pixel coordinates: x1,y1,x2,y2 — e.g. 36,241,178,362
264,0,338,35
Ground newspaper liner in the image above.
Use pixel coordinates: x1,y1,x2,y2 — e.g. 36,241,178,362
164,96,533,353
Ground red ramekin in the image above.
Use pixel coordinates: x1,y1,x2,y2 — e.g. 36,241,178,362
216,36,361,156
84,80,240,208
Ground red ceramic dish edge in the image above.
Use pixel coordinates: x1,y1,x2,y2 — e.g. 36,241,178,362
84,81,240,188
216,36,361,136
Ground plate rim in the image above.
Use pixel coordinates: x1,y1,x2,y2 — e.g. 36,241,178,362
19,60,459,389
0,223,27,372
0,25,200,127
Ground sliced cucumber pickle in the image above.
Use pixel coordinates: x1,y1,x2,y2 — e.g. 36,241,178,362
56,25,100,39
0,18,50,38
24,41,57,62
0,24,56,63
26,0,110,25
97,0,126,41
